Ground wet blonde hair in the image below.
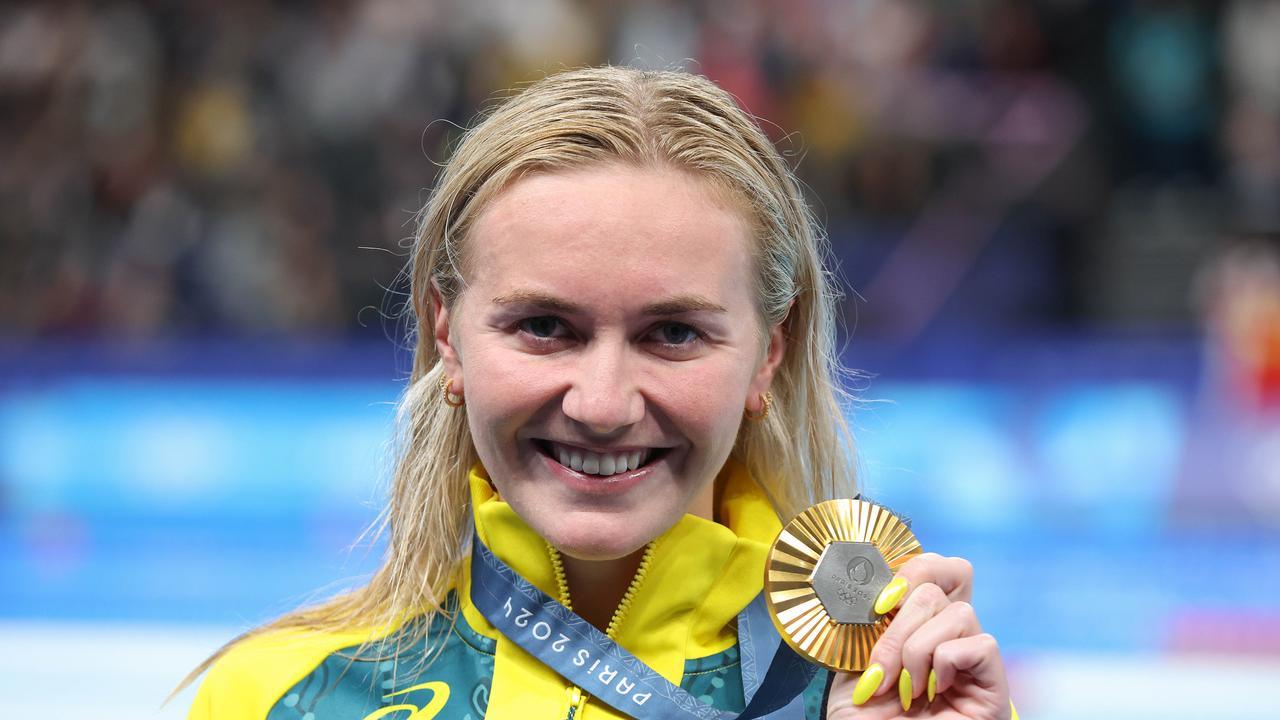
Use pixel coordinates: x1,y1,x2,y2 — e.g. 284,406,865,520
178,65,856,693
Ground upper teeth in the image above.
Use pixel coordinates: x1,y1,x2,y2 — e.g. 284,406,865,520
551,442,649,476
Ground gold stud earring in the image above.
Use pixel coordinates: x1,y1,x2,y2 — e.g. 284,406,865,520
439,375,465,408
744,391,772,421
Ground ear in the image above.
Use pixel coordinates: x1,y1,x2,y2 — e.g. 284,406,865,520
430,281,464,393
746,316,787,410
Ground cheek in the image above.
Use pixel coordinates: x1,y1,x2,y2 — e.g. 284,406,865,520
459,344,553,450
652,359,753,441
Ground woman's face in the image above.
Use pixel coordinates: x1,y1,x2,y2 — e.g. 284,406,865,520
434,164,785,561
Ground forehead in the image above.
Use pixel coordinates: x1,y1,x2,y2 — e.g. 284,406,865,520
463,164,757,312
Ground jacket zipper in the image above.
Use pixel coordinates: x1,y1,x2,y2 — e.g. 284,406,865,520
548,539,659,719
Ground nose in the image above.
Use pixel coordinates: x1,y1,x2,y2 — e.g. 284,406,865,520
561,339,645,435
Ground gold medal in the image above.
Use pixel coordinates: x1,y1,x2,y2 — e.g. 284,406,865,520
764,499,921,672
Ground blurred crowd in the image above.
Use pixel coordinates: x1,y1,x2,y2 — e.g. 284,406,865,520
1,0,1278,340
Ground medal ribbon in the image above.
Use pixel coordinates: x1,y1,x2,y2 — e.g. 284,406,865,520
470,533,816,719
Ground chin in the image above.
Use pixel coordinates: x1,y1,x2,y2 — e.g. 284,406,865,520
541,515,658,562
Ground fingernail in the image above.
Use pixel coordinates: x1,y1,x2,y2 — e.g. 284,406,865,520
898,668,913,712
874,577,909,615
851,663,884,706
927,668,937,703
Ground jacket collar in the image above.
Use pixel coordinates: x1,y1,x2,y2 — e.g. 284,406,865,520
458,459,782,681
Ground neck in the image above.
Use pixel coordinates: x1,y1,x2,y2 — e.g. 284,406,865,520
561,549,647,632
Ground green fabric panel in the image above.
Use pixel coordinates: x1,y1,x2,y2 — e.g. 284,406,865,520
264,607,494,720
679,644,744,712
802,669,832,718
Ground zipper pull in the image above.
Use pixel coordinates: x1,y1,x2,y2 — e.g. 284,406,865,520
564,686,587,719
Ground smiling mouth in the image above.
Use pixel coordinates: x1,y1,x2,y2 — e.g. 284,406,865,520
534,440,669,477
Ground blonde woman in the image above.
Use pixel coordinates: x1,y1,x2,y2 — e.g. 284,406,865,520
182,67,1012,720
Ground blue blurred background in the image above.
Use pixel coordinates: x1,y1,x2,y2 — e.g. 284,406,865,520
2,1,1280,718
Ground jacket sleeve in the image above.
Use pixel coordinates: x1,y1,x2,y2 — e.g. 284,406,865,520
185,628,373,720
186,651,264,720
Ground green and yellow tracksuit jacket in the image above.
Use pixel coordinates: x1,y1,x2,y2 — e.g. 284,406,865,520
188,462,832,719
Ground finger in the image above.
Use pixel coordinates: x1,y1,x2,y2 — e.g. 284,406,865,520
900,600,982,705
932,633,1008,701
847,663,885,708
886,552,974,605
865,581,949,698
832,666,904,715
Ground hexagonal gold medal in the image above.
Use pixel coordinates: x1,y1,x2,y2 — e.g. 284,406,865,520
764,498,921,672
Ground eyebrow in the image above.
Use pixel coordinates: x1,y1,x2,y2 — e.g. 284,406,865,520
491,289,727,316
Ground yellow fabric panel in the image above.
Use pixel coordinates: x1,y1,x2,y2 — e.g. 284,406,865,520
611,514,738,681
186,626,385,720
717,460,785,545
489,623,585,718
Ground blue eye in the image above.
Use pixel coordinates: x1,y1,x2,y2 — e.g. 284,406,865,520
519,316,562,338
655,323,698,345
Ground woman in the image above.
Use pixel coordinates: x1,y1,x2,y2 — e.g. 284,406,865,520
183,66,1012,720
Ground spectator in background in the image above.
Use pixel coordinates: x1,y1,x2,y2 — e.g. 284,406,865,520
1,0,1276,341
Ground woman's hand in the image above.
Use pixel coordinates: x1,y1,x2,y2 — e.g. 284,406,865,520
825,553,1011,719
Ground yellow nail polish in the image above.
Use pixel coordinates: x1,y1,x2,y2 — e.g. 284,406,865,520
899,669,913,711
874,577,909,615
927,668,937,703
851,663,884,706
